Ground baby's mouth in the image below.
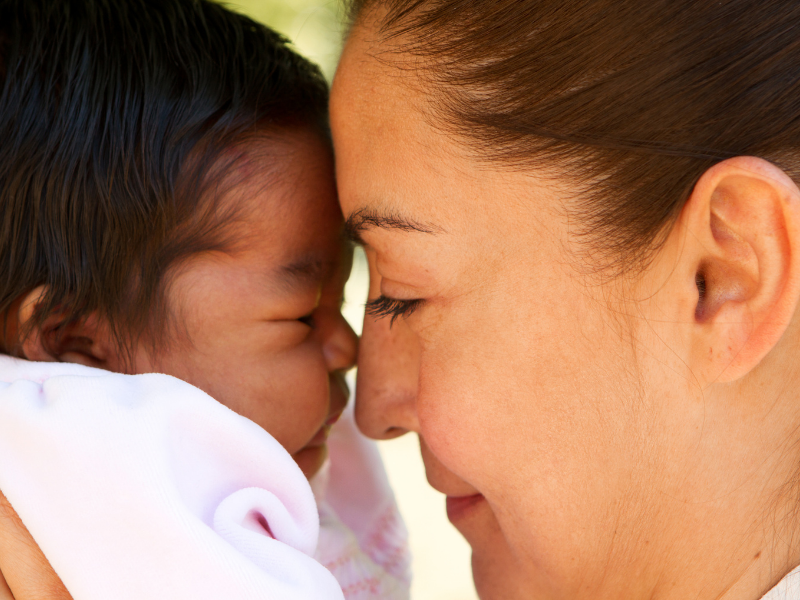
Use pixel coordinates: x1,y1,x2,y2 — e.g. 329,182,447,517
304,410,343,447
306,425,330,448
325,410,343,427
293,408,345,478
294,375,349,478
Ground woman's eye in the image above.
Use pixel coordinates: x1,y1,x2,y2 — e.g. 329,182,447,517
297,312,315,327
365,295,423,326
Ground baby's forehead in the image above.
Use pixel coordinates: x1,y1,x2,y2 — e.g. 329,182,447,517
206,134,346,286
208,131,334,212
217,130,335,204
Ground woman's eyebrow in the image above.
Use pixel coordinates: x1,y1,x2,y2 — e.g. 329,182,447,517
344,207,441,245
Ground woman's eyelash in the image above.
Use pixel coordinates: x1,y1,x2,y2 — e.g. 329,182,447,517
365,295,423,325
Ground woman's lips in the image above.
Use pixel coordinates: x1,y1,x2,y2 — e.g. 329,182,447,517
446,493,486,523
418,437,486,522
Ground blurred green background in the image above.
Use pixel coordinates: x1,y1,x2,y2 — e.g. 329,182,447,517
224,0,344,80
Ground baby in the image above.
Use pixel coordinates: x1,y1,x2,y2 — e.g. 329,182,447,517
0,0,408,598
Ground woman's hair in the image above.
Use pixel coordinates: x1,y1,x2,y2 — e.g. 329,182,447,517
0,0,329,355
348,0,800,272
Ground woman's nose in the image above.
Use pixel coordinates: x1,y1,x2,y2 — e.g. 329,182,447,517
354,309,421,440
320,309,359,373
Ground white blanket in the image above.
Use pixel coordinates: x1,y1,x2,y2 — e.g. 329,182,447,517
0,356,409,599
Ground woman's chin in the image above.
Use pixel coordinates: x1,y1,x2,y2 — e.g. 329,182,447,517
472,548,538,600
292,444,328,479
456,500,547,600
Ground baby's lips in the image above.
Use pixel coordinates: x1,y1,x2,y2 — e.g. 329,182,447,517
325,411,342,427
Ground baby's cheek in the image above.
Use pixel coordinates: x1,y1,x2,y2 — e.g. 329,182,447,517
261,347,331,455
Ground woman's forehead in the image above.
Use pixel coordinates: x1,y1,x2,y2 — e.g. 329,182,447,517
332,34,430,154
333,38,467,221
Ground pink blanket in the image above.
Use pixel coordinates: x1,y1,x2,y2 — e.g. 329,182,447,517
0,356,409,599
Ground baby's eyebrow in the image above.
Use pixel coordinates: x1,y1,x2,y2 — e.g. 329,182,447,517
344,206,441,246
282,257,326,278
275,257,330,292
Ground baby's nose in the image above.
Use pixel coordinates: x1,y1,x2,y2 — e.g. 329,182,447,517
321,310,358,372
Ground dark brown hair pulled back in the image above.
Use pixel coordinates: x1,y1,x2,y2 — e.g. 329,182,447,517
348,0,800,271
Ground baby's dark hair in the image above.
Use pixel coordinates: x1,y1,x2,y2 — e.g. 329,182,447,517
0,0,329,356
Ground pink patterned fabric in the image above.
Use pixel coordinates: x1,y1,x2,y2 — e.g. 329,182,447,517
313,403,410,599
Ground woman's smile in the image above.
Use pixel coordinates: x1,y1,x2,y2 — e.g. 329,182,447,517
445,494,486,524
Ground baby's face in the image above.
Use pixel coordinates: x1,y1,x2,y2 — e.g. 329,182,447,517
136,130,357,478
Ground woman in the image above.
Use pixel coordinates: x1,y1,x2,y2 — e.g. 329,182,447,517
330,0,800,599
5,0,800,598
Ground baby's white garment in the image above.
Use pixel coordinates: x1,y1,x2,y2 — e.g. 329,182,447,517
0,356,410,600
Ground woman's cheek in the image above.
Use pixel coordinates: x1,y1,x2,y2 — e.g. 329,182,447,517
415,342,488,474
415,298,523,485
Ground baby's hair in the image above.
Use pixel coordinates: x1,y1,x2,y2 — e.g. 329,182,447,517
0,0,329,359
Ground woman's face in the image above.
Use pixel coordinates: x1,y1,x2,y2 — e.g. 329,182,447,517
331,23,796,600
330,29,640,597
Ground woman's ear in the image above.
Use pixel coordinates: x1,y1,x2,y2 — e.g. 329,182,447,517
679,156,800,384
13,286,122,370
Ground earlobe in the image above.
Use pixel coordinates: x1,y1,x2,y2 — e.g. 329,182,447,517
684,156,800,384
14,286,56,362
11,286,117,369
